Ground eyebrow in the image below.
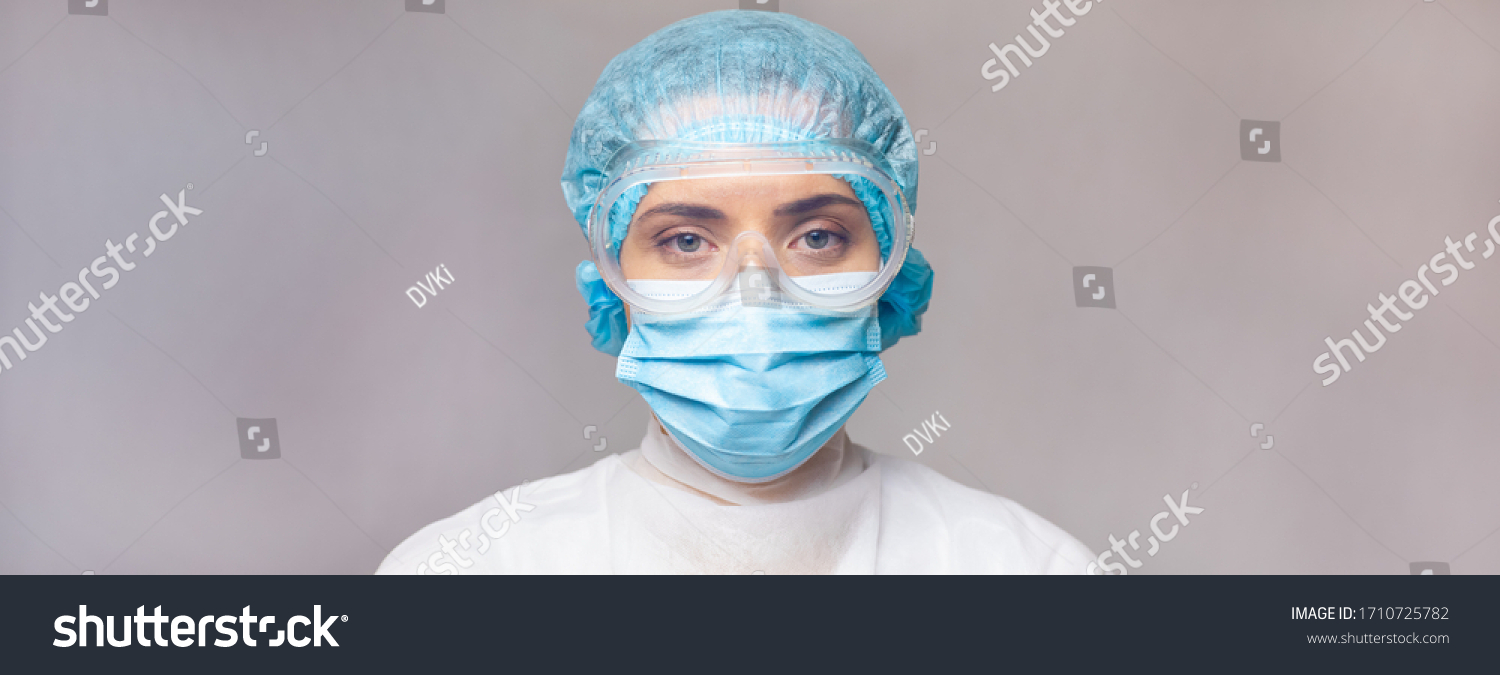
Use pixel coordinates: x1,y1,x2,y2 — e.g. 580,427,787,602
635,203,726,220
634,193,865,222
773,193,865,216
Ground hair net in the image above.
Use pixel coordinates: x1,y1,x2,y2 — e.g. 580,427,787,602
561,9,934,354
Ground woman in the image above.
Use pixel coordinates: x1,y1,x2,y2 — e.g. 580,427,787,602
379,9,1091,574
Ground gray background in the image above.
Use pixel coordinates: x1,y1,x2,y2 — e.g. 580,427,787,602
2,0,1497,574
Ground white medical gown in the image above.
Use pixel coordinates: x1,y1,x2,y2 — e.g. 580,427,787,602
377,421,1093,574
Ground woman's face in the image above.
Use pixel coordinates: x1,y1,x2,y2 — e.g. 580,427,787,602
617,174,882,282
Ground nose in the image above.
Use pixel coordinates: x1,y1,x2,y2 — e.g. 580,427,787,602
728,230,770,259
722,231,784,276
725,233,784,303
741,266,775,295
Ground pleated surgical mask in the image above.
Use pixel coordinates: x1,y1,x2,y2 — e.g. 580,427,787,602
616,269,885,482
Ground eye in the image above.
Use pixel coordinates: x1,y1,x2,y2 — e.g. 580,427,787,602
799,230,843,250
672,233,702,252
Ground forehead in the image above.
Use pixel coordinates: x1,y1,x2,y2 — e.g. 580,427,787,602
635,174,857,210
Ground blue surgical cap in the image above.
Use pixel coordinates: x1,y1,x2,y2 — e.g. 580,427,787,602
561,10,933,355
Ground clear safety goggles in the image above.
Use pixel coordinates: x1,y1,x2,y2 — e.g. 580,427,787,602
588,138,914,315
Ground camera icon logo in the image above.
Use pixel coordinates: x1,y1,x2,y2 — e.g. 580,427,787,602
237,418,281,460
1073,266,1116,309
69,0,107,16
1240,120,1281,162
406,0,444,13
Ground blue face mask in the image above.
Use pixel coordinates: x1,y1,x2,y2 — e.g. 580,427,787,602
616,272,887,482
